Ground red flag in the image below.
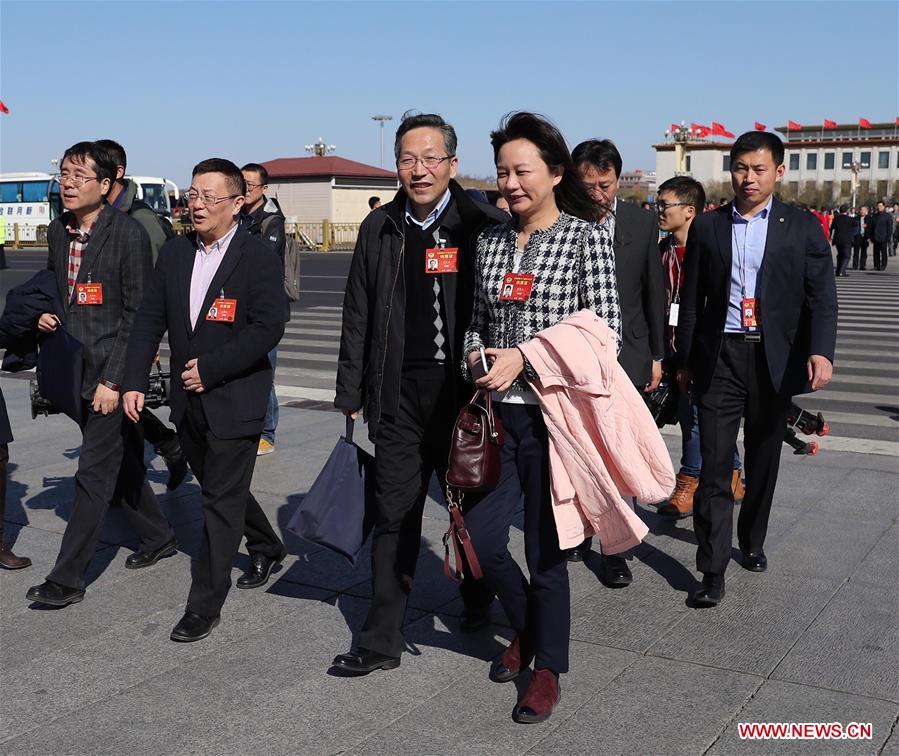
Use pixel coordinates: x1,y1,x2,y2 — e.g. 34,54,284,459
895,116,899,125
754,121,766,131
711,121,735,139
690,122,711,138
859,117,872,129
787,120,801,131
823,119,837,129
669,123,682,133
0,100,8,115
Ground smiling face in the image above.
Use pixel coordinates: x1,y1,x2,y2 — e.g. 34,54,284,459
730,148,784,214
396,126,457,216
188,171,244,242
495,138,562,222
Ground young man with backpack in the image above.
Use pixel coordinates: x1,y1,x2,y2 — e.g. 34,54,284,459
96,139,187,491
240,163,294,456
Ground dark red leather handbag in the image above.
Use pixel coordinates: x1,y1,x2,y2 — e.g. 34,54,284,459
443,389,505,583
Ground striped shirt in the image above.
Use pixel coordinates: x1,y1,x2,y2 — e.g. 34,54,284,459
64,214,98,298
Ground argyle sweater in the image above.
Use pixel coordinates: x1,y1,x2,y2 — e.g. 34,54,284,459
463,212,621,386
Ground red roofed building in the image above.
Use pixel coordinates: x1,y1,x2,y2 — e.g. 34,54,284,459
261,156,399,224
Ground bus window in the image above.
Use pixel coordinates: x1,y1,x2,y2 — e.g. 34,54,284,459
140,183,168,215
22,181,50,202
0,183,21,202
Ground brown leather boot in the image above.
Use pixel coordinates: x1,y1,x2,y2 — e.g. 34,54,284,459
489,635,533,683
657,473,698,518
0,544,31,570
513,669,561,724
731,470,745,504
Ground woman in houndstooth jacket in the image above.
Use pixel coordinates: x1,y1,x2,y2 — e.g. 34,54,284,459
461,112,621,724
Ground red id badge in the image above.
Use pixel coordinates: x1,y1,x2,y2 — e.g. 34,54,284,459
741,297,758,329
206,298,237,322
498,273,535,302
75,283,103,305
425,247,458,274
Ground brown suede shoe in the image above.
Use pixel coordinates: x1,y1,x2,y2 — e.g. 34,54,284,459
731,470,745,504
490,635,532,683
513,669,561,724
0,544,31,570
657,473,698,518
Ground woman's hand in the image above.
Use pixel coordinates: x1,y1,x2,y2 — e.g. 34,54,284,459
475,347,523,392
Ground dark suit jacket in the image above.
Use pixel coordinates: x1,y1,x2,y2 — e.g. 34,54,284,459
677,198,838,397
47,206,151,399
612,201,665,385
0,331,12,444
831,213,856,246
853,215,872,240
872,211,894,243
124,228,285,440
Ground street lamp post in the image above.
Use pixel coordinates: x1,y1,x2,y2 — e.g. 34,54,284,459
304,138,336,157
371,115,393,168
850,160,861,209
663,121,700,175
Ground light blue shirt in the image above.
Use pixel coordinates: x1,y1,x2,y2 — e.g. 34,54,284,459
404,189,451,230
725,197,772,333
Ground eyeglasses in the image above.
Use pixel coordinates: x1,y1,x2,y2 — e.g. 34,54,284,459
58,173,100,187
655,201,690,212
186,190,241,206
244,181,263,190
397,155,452,171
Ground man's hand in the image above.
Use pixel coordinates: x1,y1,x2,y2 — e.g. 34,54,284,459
645,360,663,392
37,313,60,333
92,384,120,415
676,367,692,396
181,358,205,393
123,391,145,422
342,408,359,420
475,347,524,393
807,354,833,391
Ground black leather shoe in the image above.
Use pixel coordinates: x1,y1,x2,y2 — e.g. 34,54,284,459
170,611,220,642
26,580,85,607
566,538,592,563
600,554,633,588
460,603,491,632
125,536,178,569
236,550,286,589
741,550,768,572
331,647,400,675
693,573,725,607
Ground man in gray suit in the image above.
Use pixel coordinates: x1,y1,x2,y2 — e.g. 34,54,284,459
25,141,175,607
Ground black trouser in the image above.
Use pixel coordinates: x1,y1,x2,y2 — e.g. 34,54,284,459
695,336,791,576
48,404,174,590
464,403,570,673
835,244,852,275
179,394,284,618
1,442,8,543
851,236,868,269
140,409,178,455
358,364,491,658
873,241,888,271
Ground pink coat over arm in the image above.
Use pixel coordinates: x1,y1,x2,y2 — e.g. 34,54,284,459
518,310,676,553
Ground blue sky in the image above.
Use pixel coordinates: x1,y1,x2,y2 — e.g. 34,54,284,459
1,1,897,186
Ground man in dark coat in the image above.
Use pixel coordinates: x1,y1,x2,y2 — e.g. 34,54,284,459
830,204,856,277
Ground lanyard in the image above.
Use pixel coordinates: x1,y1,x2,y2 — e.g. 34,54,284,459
732,217,751,297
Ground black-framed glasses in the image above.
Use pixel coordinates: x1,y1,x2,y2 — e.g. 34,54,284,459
656,201,690,212
396,155,453,171
58,173,100,187
244,181,263,190
186,190,241,206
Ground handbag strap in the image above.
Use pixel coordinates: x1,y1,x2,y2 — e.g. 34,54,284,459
443,489,483,582
470,388,500,442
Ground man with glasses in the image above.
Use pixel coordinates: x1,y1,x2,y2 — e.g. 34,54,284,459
332,112,506,675
123,158,287,641
240,163,287,456
569,139,665,588
26,141,176,607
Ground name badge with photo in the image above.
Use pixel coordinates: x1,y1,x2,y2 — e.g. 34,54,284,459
498,273,535,302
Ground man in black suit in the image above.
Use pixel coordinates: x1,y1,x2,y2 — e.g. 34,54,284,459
26,142,176,607
1,328,31,570
123,158,286,642
571,139,666,587
851,206,871,270
831,204,856,277
871,201,891,271
677,131,838,606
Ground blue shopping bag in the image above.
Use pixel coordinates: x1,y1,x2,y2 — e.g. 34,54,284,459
287,417,375,566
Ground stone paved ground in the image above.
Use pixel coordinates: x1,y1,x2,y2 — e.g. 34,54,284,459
0,377,896,755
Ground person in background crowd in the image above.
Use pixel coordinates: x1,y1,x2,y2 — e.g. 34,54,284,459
26,141,176,608
332,113,504,676
568,138,664,588
123,158,287,642
655,176,743,518
830,204,856,277
811,205,831,241
240,162,288,456
463,112,621,724
851,205,871,270
871,201,891,271
891,202,899,256
641,201,652,211
368,196,381,211
677,131,837,607
96,139,188,490
494,194,511,214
